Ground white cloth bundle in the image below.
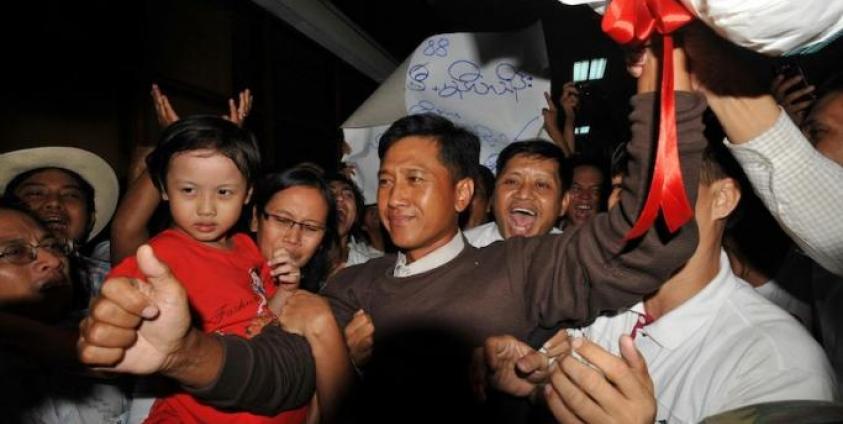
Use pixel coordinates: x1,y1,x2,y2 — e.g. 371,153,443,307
560,0,843,55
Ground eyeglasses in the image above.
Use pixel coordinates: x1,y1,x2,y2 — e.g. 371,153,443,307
0,238,70,265
262,210,326,236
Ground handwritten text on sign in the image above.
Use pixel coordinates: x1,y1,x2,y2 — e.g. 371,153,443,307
404,24,551,171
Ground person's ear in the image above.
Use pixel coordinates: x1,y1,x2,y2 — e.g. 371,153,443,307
454,177,475,213
250,205,259,232
711,178,741,221
559,192,571,217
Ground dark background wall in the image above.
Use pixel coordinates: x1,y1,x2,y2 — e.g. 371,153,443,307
3,0,841,186
0,0,384,183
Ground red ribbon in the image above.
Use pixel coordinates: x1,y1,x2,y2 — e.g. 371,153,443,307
601,0,695,239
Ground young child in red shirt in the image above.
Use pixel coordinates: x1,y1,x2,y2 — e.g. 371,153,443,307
109,116,308,424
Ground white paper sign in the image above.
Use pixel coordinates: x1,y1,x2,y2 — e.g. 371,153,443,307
343,23,552,204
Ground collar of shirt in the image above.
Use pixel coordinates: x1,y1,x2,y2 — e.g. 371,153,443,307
636,249,739,350
393,231,465,277
346,236,384,267
465,221,564,248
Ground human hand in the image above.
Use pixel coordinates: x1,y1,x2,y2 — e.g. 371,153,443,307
771,74,815,125
544,336,655,424
344,309,374,367
560,82,580,121
484,334,555,399
268,247,301,289
277,290,335,339
265,247,301,316
151,84,180,128
339,162,358,179
223,88,253,127
542,91,561,135
77,245,191,375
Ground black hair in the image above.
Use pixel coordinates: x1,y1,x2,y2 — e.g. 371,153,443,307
805,72,843,124
700,139,751,229
458,164,496,229
252,167,338,293
147,115,262,192
815,73,843,104
495,140,570,192
378,113,480,183
4,167,96,241
0,200,49,230
474,165,496,200
324,172,366,242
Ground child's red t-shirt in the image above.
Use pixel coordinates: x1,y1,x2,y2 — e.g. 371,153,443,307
108,229,308,424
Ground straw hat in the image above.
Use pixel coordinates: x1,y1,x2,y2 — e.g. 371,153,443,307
0,147,119,241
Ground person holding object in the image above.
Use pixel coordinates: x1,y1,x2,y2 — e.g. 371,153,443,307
79,31,709,420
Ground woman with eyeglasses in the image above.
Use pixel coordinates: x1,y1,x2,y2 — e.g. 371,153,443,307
251,167,339,294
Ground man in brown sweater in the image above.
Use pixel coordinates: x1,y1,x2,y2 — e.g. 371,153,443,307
77,54,706,420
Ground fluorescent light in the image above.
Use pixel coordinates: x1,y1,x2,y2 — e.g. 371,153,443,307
573,57,607,82
573,60,588,82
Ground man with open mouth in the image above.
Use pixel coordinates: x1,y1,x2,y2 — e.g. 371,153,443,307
465,140,569,248
562,156,607,229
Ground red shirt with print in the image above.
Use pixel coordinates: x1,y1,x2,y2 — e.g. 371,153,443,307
108,229,308,424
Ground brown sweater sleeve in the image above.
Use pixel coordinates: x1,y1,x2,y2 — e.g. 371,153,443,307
184,326,317,415
512,92,706,328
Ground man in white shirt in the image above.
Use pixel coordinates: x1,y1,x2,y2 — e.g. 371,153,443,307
486,138,838,423
465,140,568,248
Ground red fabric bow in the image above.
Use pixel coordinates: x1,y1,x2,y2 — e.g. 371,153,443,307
602,0,695,239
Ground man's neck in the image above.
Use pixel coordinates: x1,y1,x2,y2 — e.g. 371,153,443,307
644,240,722,320
404,229,459,264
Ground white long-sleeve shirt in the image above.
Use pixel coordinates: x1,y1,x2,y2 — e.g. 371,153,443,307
725,109,843,276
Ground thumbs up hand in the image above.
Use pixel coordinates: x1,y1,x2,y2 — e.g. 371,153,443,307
78,245,191,375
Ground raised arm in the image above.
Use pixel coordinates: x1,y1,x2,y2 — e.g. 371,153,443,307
516,44,706,326
686,25,843,276
542,83,579,157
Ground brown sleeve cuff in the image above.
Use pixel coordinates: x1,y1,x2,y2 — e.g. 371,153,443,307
185,327,316,416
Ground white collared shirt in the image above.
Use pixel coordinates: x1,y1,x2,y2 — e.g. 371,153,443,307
570,250,837,422
346,236,384,267
463,221,562,248
393,231,465,277
751,278,812,329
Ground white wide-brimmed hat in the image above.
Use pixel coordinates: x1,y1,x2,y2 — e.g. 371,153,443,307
0,147,119,242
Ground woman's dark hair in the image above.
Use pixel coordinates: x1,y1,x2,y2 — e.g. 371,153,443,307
324,172,366,242
147,115,262,192
252,167,338,293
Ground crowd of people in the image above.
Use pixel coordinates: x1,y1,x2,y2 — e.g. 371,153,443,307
2,21,843,423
